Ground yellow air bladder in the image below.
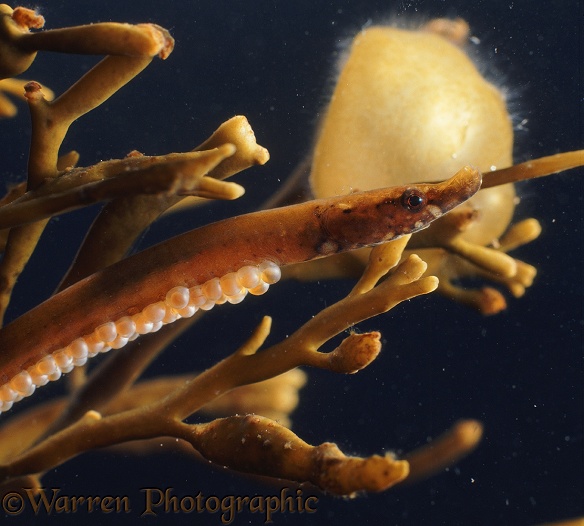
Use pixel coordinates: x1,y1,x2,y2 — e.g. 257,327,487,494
311,23,516,243
309,21,533,314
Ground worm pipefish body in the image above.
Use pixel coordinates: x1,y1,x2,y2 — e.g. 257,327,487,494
0,166,480,413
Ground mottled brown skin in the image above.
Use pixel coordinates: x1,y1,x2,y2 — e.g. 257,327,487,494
0,167,480,384
314,167,479,251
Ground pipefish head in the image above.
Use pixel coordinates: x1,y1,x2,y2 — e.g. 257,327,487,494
315,166,482,251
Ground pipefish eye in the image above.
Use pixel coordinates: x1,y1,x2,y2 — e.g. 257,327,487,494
401,189,427,211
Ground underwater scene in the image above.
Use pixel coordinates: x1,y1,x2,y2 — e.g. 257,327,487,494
0,1,582,525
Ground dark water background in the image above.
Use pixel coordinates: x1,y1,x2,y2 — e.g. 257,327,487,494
1,1,582,524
